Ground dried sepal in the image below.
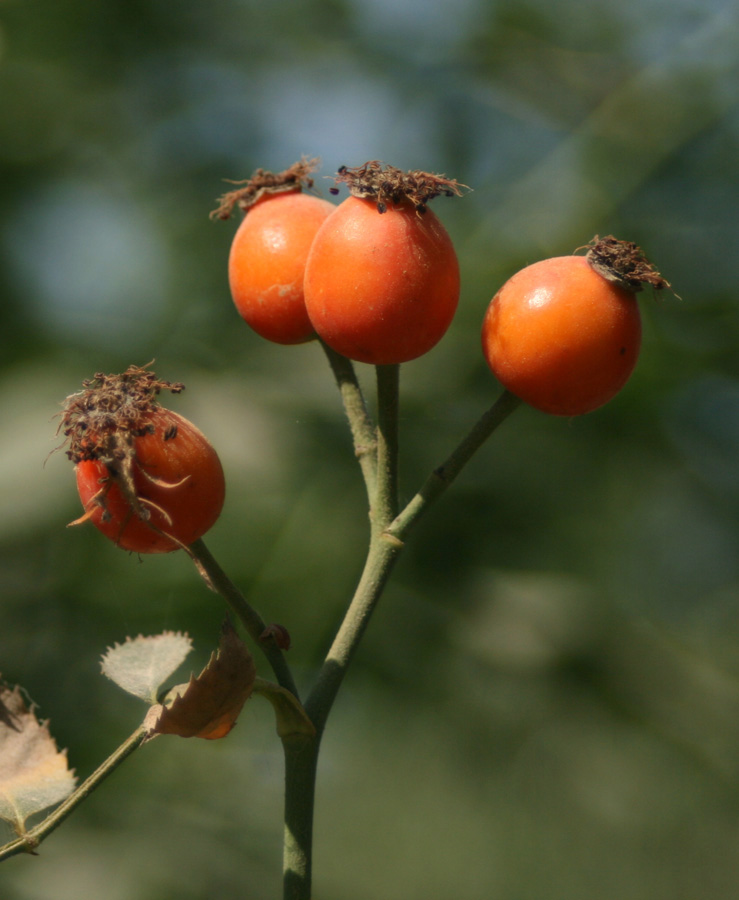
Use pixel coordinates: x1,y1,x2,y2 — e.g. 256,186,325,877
584,235,671,294
58,365,194,549
58,363,184,467
211,157,320,220
328,160,468,214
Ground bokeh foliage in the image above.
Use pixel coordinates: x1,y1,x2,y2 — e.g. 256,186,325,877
1,0,739,897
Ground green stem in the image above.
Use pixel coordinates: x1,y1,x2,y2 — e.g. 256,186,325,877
387,389,522,542
0,725,147,862
305,389,520,734
320,340,378,500
373,364,400,530
282,735,319,900
283,530,402,899
188,538,298,699
306,364,401,735
305,530,402,736
280,360,401,900
279,386,520,899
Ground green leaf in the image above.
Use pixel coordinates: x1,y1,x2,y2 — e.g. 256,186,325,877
101,632,193,702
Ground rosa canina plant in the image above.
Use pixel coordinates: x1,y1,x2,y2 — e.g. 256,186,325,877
0,159,672,900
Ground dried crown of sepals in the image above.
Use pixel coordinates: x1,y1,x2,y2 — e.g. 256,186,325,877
584,235,671,294
211,157,320,220
329,161,468,215
59,365,189,541
59,364,184,467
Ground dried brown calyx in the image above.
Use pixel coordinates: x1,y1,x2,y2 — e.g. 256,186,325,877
210,157,320,220
585,235,671,294
329,161,468,214
59,364,184,468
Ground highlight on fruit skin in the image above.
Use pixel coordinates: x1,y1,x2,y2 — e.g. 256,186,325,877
481,236,670,417
59,365,225,553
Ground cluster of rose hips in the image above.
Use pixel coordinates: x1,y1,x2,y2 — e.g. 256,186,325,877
60,158,668,554
218,158,666,412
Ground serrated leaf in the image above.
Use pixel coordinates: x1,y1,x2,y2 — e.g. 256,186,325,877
144,621,255,740
0,684,76,834
101,632,193,702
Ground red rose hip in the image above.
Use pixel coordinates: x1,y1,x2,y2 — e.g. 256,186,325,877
61,366,225,553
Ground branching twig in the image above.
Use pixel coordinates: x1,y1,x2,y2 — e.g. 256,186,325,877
386,389,522,541
189,538,299,699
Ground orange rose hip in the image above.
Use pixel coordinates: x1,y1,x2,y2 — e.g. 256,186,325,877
304,162,465,365
214,159,334,345
481,236,669,416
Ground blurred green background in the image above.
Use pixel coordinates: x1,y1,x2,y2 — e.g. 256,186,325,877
2,0,739,897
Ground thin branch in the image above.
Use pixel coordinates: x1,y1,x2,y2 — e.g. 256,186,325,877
320,340,377,500
387,389,522,542
284,386,521,899
189,538,299,699
306,390,521,736
373,364,400,530
305,364,402,736
305,530,402,737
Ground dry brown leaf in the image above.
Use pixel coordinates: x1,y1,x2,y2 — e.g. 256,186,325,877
144,622,256,740
0,684,76,833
